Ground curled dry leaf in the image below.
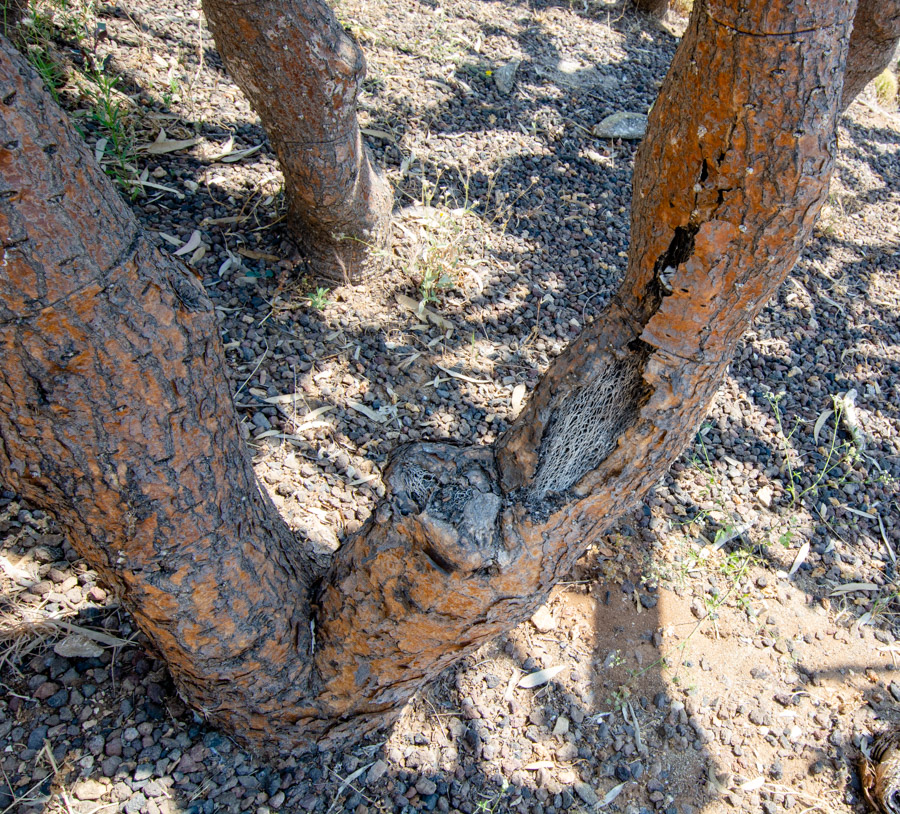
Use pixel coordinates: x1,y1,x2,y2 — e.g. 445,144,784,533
788,540,810,576
396,294,453,330
517,664,567,689
348,401,391,424
173,230,203,257
601,782,626,806
812,408,833,445
141,128,201,155
830,581,879,595
738,777,764,792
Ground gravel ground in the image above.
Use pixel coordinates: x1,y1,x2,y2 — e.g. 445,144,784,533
1,0,899,813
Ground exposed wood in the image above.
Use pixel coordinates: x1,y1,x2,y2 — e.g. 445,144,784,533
842,0,900,110
201,0,391,285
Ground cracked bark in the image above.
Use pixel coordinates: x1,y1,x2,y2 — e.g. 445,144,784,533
0,0,855,753
200,0,391,285
841,0,900,110
312,0,855,741
0,38,315,743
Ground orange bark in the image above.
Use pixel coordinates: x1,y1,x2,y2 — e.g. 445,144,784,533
0,38,316,744
201,0,391,285
0,0,857,753
313,0,856,740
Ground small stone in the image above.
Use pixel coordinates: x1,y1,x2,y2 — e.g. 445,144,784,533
531,605,557,632
74,779,107,801
557,742,578,762
251,411,272,430
124,792,147,814
615,763,632,781
592,112,648,140
27,725,48,751
415,777,437,796
367,759,388,784
493,60,520,96
757,485,774,508
134,764,154,782
34,681,60,700
143,780,164,798
46,688,68,708
573,781,599,806
54,634,103,659
552,716,569,736
87,585,108,602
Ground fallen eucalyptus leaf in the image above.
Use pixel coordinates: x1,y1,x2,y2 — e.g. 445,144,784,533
788,540,809,576
518,664,567,689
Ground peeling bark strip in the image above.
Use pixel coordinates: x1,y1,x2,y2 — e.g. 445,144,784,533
314,0,855,741
0,39,315,745
201,0,391,284
842,0,900,110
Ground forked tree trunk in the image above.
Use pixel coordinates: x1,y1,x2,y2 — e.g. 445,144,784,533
201,0,391,285
841,0,900,110
0,0,855,753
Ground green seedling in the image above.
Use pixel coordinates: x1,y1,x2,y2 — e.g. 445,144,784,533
306,287,330,310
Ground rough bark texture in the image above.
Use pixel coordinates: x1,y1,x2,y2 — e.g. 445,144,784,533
201,0,391,285
312,0,855,742
0,0,855,754
0,38,316,745
842,0,900,110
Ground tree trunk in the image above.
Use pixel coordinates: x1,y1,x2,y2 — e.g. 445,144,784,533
0,38,317,745
200,0,391,286
842,0,900,110
312,0,856,742
633,0,669,17
0,0,855,754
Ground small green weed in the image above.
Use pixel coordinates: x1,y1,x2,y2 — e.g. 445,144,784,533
82,64,138,193
767,391,861,509
419,266,455,305
19,5,67,100
306,287,330,310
